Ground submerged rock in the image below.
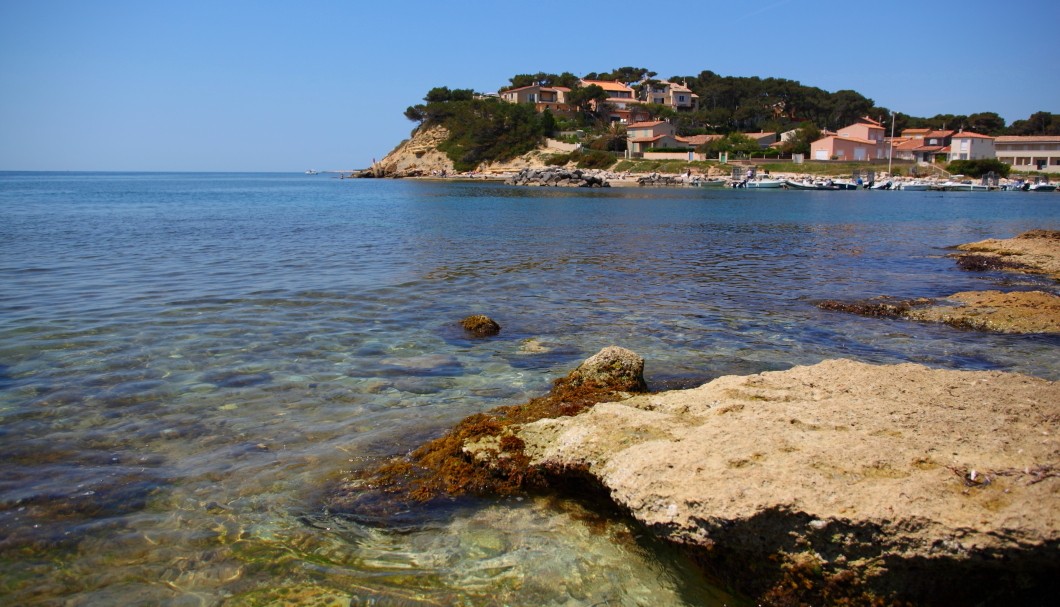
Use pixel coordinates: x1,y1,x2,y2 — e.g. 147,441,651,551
460,315,501,337
822,231,1060,334
327,346,646,519
953,229,1060,280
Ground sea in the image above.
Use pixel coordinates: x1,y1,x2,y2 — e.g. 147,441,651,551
1,171,1058,606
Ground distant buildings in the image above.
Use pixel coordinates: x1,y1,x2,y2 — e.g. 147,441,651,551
809,117,889,161
995,136,1060,172
496,74,1054,173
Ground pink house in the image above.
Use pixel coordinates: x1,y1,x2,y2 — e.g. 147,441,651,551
810,116,890,161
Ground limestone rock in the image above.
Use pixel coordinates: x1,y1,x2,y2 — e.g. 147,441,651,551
512,358,1060,604
558,345,646,393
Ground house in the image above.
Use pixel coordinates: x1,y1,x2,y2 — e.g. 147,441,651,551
948,131,996,162
912,130,955,163
499,84,572,114
580,79,647,124
638,80,699,111
809,117,890,161
627,121,683,153
741,132,777,149
677,134,723,148
994,135,1060,172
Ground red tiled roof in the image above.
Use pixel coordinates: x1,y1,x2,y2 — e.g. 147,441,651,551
628,121,667,128
951,131,994,139
581,79,634,92
995,135,1060,143
677,134,722,145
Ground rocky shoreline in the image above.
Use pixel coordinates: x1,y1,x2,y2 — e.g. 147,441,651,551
820,230,1060,335
332,347,1059,605
329,231,1060,605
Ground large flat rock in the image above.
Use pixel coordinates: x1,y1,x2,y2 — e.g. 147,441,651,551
505,359,1060,603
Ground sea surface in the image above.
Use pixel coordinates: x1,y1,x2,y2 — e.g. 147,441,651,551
1,172,1058,606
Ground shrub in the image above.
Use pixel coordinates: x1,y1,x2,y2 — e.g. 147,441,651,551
571,150,617,169
946,158,1011,178
546,153,571,166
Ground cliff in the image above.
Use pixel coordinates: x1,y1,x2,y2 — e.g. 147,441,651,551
370,124,455,177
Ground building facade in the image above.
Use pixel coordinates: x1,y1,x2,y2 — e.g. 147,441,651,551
948,132,995,161
995,136,1060,172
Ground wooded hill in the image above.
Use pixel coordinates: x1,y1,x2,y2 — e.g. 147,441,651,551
402,66,1058,171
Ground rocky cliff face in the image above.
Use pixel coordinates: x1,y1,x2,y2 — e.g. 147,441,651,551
366,125,565,178
370,124,455,177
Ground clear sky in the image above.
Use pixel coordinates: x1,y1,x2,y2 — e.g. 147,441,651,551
1,0,1057,172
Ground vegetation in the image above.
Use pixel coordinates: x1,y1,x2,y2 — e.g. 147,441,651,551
611,159,718,174
946,158,1011,178
546,149,618,170
404,87,553,172
402,66,1059,174
779,123,822,155
699,133,762,157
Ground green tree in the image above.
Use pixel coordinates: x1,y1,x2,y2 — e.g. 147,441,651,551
404,105,425,122
780,123,822,155
946,158,1011,178
966,112,1006,135
1007,111,1059,135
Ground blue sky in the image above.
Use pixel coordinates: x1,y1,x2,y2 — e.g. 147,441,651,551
1,0,1057,171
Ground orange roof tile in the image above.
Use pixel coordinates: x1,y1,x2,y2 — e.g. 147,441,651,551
581,79,634,92
995,135,1060,143
951,131,994,139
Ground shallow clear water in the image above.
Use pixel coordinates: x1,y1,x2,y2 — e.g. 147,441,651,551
1,172,1057,605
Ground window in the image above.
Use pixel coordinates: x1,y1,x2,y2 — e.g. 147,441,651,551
678,95,686,102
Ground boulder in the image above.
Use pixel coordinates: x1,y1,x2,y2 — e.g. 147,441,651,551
459,315,501,337
504,167,611,188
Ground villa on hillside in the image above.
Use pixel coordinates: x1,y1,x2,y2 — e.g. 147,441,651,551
810,116,889,161
995,135,1060,172
499,84,573,114
638,80,699,111
580,79,648,124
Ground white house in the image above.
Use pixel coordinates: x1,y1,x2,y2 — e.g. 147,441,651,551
948,131,995,161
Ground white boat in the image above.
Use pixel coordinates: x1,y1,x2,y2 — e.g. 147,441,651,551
305,169,319,175
936,181,992,192
744,179,784,188
898,181,931,191
1028,182,1057,192
692,178,727,188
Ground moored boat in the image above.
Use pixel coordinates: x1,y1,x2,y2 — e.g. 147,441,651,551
743,178,784,188
1028,182,1057,192
898,181,932,191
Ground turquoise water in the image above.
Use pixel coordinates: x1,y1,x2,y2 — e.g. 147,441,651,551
1,172,1058,605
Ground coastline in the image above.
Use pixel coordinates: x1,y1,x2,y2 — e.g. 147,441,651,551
333,231,1060,605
